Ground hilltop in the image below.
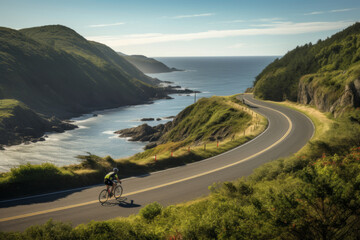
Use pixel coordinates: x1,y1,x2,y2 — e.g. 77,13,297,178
119,53,182,73
0,25,166,118
253,22,360,115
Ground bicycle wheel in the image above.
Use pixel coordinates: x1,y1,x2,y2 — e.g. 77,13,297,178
99,189,109,204
114,185,123,199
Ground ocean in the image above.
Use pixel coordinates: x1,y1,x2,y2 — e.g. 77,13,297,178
0,56,276,172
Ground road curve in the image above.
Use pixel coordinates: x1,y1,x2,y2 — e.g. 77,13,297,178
0,95,314,232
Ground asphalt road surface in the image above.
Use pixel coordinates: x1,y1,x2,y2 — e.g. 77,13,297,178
0,95,314,232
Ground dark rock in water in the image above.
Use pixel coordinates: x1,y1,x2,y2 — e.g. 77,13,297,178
115,122,172,142
0,145,4,150
156,118,161,121
163,116,175,119
39,137,45,141
93,114,98,117
51,126,65,133
115,124,158,141
141,118,155,121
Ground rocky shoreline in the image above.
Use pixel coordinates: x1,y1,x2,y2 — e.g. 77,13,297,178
0,117,77,150
0,82,197,150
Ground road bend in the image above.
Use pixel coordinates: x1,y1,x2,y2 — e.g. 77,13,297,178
0,95,314,231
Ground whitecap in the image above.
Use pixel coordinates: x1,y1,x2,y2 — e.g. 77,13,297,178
102,130,115,135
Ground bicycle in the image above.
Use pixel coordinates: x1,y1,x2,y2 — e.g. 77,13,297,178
99,180,123,204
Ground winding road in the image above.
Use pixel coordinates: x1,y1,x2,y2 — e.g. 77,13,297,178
0,95,314,232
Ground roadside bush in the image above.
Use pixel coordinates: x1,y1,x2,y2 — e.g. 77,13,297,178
8,163,64,183
139,202,163,221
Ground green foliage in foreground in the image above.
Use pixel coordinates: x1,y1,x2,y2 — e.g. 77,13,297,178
253,22,360,101
2,147,360,239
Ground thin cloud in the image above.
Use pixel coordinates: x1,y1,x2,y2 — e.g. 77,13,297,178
305,8,355,15
88,22,125,28
330,8,354,13
87,21,353,47
304,11,324,15
172,13,214,19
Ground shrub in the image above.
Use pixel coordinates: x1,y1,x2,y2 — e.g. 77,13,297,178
139,202,163,221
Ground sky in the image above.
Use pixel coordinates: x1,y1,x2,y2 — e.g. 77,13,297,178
0,0,359,57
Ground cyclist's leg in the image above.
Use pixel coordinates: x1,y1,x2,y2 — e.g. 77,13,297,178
104,179,112,194
110,182,115,195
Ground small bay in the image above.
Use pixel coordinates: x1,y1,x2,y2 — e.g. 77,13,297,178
0,56,276,172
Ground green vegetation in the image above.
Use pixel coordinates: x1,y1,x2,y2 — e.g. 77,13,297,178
121,53,180,73
0,25,162,118
253,22,360,102
0,95,265,199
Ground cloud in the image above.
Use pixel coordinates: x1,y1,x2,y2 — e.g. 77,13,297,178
88,22,125,28
305,8,356,15
171,13,214,19
330,8,355,13
304,11,324,15
86,20,353,47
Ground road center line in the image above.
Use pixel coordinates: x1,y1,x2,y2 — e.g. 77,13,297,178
0,98,293,223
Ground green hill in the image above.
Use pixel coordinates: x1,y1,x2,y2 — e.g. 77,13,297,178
253,22,360,115
0,25,163,118
120,53,181,73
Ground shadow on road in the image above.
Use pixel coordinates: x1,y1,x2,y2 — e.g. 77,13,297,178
100,197,141,208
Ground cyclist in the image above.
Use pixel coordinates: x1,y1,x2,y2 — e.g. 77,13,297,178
104,168,122,198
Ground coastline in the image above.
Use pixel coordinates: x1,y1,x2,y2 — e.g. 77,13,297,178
0,82,198,151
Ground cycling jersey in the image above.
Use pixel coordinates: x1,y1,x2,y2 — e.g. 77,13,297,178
104,171,118,181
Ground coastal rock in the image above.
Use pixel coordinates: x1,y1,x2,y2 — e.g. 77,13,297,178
141,118,155,121
115,124,159,142
115,121,172,143
298,78,360,116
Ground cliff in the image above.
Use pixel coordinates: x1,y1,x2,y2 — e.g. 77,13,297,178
253,22,360,116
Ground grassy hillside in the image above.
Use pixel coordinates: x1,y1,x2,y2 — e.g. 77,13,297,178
253,22,360,102
129,95,263,163
160,96,251,143
0,25,162,118
121,54,180,73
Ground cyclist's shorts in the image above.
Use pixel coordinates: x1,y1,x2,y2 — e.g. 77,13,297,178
104,179,113,186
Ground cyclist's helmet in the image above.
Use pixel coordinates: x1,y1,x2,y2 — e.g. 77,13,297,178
113,168,119,173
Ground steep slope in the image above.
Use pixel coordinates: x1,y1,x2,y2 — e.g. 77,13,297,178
120,54,181,73
0,25,163,118
253,22,360,114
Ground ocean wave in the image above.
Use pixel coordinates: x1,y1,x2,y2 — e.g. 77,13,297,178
102,130,115,135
